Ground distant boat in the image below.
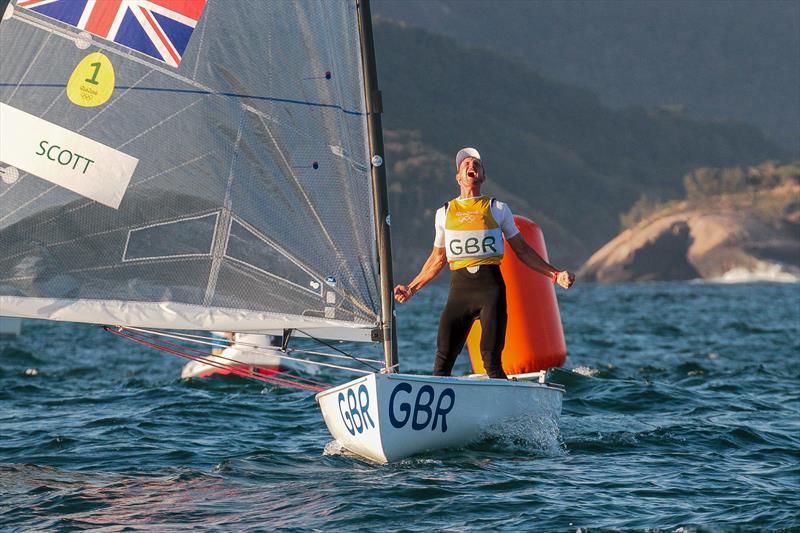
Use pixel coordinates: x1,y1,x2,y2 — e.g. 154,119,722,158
0,0,563,463
180,333,288,379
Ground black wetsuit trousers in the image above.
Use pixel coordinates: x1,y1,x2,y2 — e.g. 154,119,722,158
433,265,508,379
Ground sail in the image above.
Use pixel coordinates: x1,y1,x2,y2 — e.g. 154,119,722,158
0,0,381,339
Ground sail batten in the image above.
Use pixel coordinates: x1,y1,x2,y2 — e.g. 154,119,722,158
0,83,366,115
1,0,380,336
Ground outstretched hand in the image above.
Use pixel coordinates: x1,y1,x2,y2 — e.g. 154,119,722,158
393,284,414,303
556,271,575,289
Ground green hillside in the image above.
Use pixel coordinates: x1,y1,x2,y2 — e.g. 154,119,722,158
374,20,785,280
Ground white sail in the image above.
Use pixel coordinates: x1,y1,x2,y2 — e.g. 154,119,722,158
1,1,566,463
0,1,380,339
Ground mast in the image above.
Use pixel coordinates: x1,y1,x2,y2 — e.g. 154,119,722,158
356,0,398,372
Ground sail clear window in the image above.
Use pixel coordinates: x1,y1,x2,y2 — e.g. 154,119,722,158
123,212,218,262
225,219,322,295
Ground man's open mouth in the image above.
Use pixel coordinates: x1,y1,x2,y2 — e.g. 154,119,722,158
467,171,476,178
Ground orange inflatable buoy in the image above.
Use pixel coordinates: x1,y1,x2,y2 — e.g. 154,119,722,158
466,215,567,374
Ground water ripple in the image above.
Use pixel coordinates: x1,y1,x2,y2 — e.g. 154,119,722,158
0,283,798,530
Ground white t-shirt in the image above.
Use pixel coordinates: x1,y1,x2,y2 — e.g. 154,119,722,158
433,197,520,248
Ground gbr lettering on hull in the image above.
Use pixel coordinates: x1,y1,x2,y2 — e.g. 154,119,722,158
388,383,455,432
336,380,457,437
337,384,375,436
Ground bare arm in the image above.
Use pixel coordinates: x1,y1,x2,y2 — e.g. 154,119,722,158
507,234,575,289
393,247,447,303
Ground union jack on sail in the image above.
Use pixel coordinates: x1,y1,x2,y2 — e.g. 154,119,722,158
17,0,208,67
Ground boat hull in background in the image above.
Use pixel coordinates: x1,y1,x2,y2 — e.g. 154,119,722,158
316,373,563,463
180,345,285,379
180,333,289,379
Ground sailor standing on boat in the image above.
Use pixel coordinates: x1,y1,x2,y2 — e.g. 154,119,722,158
393,148,575,379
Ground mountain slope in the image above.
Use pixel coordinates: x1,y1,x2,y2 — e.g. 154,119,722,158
373,0,800,150
578,163,800,282
373,20,784,275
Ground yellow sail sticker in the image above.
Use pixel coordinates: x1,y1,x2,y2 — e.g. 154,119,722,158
67,52,115,107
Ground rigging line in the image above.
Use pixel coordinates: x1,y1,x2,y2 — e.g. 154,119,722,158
296,329,381,372
106,327,326,391
0,83,364,116
121,327,374,375
108,328,319,391
118,328,320,386
147,328,376,375
150,335,329,390
173,347,326,391
134,331,272,372
283,348,382,365
141,330,383,365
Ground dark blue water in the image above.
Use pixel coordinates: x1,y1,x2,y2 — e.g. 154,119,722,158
2,282,798,531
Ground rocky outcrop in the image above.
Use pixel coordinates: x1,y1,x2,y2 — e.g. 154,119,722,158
579,186,800,282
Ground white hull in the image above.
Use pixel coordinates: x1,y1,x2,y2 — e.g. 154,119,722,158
316,373,563,463
181,345,285,379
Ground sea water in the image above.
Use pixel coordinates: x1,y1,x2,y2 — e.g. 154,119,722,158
1,282,798,531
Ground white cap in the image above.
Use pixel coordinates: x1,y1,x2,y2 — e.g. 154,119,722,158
455,147,481,170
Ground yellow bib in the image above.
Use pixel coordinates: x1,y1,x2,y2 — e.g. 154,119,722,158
444,196,504,270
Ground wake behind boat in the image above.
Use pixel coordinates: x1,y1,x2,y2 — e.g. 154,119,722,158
0,0,566,463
